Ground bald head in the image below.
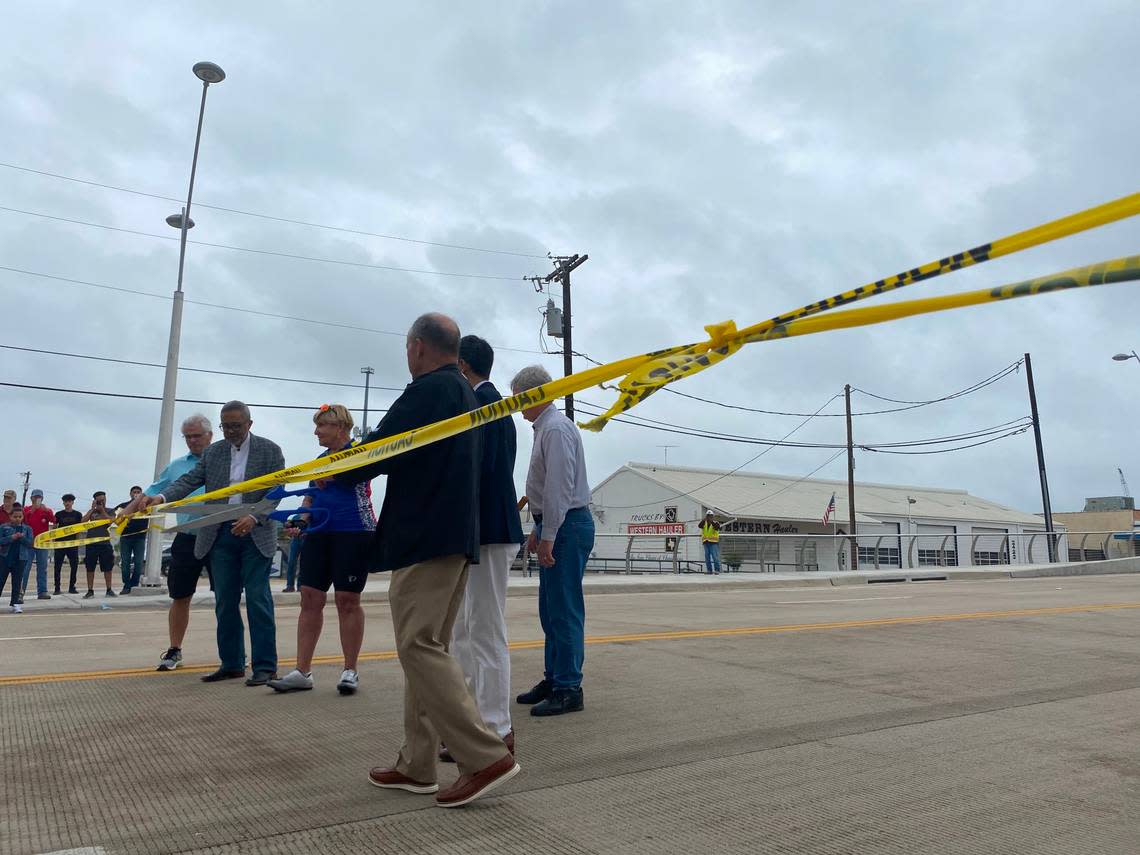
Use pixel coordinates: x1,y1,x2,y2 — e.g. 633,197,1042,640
406,312,461,378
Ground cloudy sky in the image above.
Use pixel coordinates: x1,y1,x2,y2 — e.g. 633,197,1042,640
2,1,1138,520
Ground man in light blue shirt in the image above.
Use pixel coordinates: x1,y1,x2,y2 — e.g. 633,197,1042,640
510,365,594,717
131,414,214,672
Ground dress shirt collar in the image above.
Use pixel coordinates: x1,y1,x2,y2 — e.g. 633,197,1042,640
532,403,560,431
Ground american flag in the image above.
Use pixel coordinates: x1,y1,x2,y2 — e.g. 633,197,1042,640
822,492,836,526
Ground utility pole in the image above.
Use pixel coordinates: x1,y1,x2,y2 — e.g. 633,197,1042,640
529,253,588,419
1024,353,1057,562
360,366,375,436
656,445,678,464
844,385,858,569
18,471,31,505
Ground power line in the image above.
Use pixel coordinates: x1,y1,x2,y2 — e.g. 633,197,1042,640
862,426,1032,455
850,360,1024,406
0,344,405,392
574,349,1025,418
0,380,386,413
0,204,529,281
598,393,844,510
0,265,546,355
730,450,849,514
575,399,1032,450
0,161,548,259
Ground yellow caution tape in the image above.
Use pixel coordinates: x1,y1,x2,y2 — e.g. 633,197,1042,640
34,190,1140,550
584,191,1140,425
579,254,1140,429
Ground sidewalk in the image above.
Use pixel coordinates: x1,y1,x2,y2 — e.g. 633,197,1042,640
12,555,1140,612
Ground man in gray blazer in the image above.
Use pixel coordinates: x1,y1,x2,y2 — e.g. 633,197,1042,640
143,401,286,686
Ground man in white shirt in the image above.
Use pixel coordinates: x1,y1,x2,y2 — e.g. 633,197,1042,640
510,365,594,716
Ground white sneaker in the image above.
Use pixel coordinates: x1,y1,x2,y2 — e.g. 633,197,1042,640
337,669,359,695
10,604,22,614
267,669,314,693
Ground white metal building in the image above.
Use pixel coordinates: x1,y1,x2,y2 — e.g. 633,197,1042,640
589,462,1063,572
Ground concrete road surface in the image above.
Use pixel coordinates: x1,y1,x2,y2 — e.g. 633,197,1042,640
2,574,1139,854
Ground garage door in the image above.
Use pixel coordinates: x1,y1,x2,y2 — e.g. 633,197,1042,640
971,526,1009,566
857,522,900,568
916,524,957,567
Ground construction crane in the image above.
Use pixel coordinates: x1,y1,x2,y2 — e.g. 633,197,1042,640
1119,467,1132,498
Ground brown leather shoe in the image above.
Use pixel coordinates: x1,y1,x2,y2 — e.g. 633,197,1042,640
435,753,520,808
440,729,514,764
368,767,438,794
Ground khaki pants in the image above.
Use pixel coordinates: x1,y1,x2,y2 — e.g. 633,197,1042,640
390,554,508,781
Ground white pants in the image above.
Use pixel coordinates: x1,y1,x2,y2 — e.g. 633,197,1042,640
451,542,514,738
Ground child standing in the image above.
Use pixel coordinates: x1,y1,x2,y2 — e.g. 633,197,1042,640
0,505,35,613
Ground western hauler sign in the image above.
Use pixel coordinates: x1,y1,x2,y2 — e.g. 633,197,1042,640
628,523,685,534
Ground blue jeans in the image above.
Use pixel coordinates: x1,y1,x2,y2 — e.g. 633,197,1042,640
704,542,721,574
22,548,49,596
3,556,30,605
286,537,302,588
210,526,277,674
536,508,595,690
119,537,146,588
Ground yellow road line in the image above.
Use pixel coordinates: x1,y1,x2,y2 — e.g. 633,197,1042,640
3,601,1138,687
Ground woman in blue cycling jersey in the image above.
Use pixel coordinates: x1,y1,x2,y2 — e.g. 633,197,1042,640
269,404,376,696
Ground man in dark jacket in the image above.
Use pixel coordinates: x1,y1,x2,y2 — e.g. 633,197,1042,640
442,334,524,761
338,313,518,809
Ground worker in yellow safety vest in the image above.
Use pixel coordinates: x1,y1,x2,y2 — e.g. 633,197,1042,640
700,510,722,575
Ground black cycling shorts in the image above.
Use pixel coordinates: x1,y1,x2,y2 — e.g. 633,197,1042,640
167,533,213,600
298,531,371,594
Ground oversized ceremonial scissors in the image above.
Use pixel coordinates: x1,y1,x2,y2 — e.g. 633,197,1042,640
163,486,330,534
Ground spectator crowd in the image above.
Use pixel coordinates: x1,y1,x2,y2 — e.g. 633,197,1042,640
0,486,152,612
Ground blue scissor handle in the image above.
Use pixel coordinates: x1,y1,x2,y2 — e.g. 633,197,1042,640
269,506,330,534
266,485,322,501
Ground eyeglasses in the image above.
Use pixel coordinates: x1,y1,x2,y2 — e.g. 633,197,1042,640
219,421,247,430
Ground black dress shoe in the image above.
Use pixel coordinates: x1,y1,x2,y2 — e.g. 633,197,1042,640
200,668,245,683
516,679,552,705
245,670,277,687
531,687,584,717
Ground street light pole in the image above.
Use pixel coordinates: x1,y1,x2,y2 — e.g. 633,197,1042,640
360,367,375,435
142,61,226,587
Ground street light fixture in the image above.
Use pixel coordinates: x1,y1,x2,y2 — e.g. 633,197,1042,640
1112,351,1139,363
142,61,226,586
165,213,195,230
193,62,226,84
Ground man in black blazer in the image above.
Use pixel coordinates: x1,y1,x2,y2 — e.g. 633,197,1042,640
336,313,518,808
443,335,525,761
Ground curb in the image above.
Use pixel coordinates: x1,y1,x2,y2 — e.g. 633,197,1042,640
12,557,1140,613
